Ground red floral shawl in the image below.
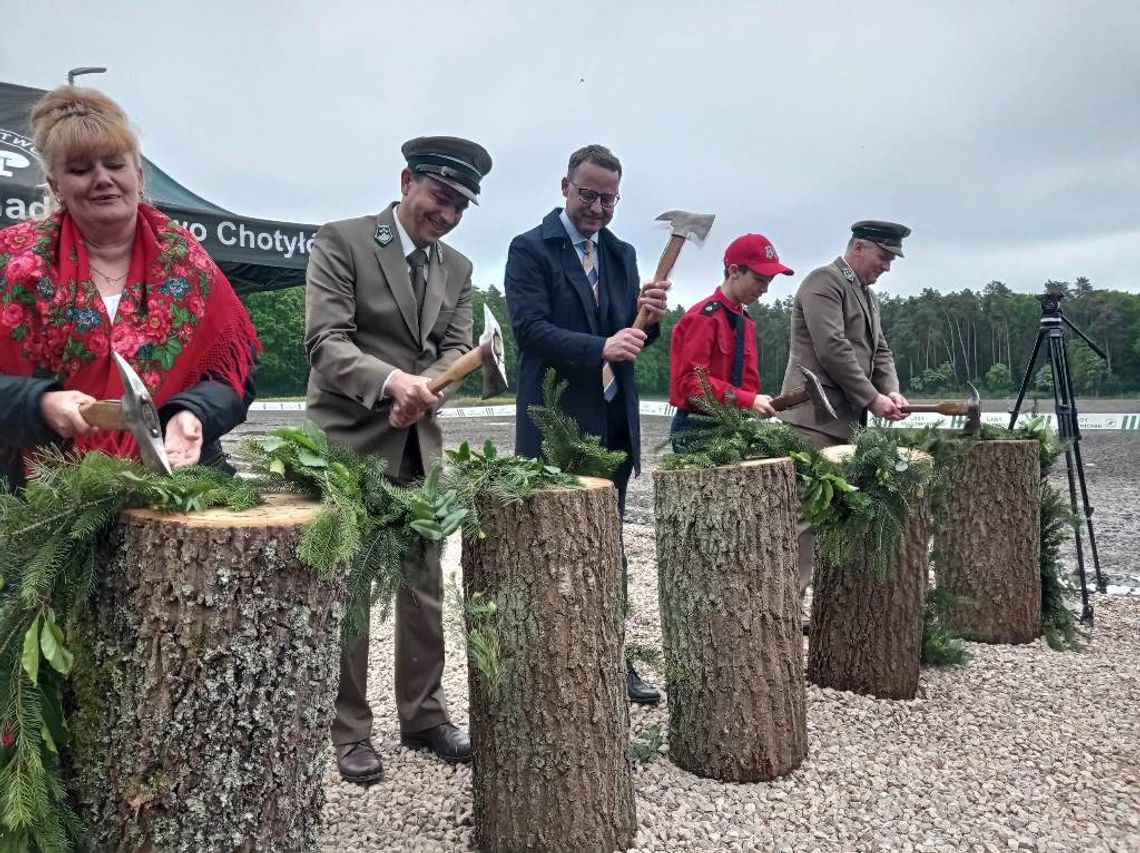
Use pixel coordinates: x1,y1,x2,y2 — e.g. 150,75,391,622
0,204,261,460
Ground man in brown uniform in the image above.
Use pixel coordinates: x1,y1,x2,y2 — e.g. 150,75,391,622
779,220,911,592
305,136,492,782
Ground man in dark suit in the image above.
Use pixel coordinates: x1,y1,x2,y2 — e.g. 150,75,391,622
779,220,911,595
305,136,491,783
504,144,670,705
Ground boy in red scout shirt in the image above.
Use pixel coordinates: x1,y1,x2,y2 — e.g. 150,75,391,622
668,233,794,448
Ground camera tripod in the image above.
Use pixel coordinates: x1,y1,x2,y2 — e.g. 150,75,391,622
1009,291,1106,625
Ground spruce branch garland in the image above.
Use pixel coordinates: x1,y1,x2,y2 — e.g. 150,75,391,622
659,377,932,581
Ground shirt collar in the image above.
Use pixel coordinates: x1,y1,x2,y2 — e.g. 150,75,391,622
715,286,746,315
393,204,437,262
559,209,594,248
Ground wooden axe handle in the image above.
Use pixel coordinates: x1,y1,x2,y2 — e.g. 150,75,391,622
427,346,484,395
769,387,809,413
79,400,127,430
654,233,686,283
630,234,687,331
905,402,968,416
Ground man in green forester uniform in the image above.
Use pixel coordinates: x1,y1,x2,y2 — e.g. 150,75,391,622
778,220,912,596
305,136,492,783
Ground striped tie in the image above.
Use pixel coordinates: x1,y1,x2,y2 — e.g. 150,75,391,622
584,239,618,401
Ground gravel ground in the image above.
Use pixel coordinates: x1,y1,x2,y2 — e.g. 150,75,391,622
227,411,1140,852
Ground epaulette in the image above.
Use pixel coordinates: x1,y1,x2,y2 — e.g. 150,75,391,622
700,300,721,316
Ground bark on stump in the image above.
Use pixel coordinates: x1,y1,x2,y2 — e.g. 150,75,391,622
70,494,344,852
462,477,635,853
807,446,932,700
653,458,807,782
935,440,1041,643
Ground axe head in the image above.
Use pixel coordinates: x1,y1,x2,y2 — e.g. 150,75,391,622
964,382,981,434
112,352,173,475
797,364,838,422
655,210,716,247
477,304,509,399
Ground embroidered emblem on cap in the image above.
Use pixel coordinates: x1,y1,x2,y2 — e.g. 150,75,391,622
374,224,393,247
765,245,777,260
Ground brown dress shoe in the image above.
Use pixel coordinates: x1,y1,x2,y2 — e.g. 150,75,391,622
335,739,384,784
400,722,472,764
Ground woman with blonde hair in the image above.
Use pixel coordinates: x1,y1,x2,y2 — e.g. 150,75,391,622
0,86,260,489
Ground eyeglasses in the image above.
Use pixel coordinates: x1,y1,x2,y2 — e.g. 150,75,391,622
570,182,620,209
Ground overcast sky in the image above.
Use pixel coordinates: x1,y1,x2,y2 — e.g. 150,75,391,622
4,1,1138,308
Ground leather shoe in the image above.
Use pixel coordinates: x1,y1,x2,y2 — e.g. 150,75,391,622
627,661,661,705
335,739,384,784
401,722,472,764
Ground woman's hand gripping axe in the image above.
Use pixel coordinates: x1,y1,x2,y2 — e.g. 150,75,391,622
78,352,173,475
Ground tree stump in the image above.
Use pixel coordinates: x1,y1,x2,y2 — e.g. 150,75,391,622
462,477,635,853
70,493,344,852
807,446,932,700
653,458,806,782
935,440,1041,643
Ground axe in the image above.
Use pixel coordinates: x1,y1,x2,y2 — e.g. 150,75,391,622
767,365,837,422
631,209,716,331
425,304,509,398
78,352,173,475
902,383,982,434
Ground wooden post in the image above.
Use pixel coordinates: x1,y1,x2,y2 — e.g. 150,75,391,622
70,494,343,851
935,440,1041,643
807,446,932,700
462,477,635,853
653,458,807,782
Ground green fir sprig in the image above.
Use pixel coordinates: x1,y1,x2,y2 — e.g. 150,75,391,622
921,587,972,667
661,369,807,469
812,428,934,582
244,423,467,639
527,368,627,478
444,440,578,536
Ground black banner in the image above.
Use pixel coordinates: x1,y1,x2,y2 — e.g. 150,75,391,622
1,81,316,292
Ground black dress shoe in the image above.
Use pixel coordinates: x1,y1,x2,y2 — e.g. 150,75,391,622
335,739,384,784
627,661,661,705
401,722,472,764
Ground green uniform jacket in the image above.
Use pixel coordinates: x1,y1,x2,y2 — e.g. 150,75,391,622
304,203,473,476
778,257,899,441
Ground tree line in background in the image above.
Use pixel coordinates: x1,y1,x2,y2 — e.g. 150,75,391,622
242,276,1140,401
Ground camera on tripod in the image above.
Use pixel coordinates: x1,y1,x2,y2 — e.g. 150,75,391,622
1035,291,1064,317
1010,287,1109,622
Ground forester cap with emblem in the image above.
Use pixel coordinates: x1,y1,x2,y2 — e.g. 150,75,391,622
724,233,794,277
851,220,911,258
402,136,493,204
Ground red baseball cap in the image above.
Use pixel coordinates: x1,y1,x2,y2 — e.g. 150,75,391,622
723,234,794,277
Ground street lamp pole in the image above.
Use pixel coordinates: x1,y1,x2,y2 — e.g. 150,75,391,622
66,67,107,85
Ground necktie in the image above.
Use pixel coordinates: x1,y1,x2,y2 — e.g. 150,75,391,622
584,240,618,402
729,311,745,387
408,248,428,307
